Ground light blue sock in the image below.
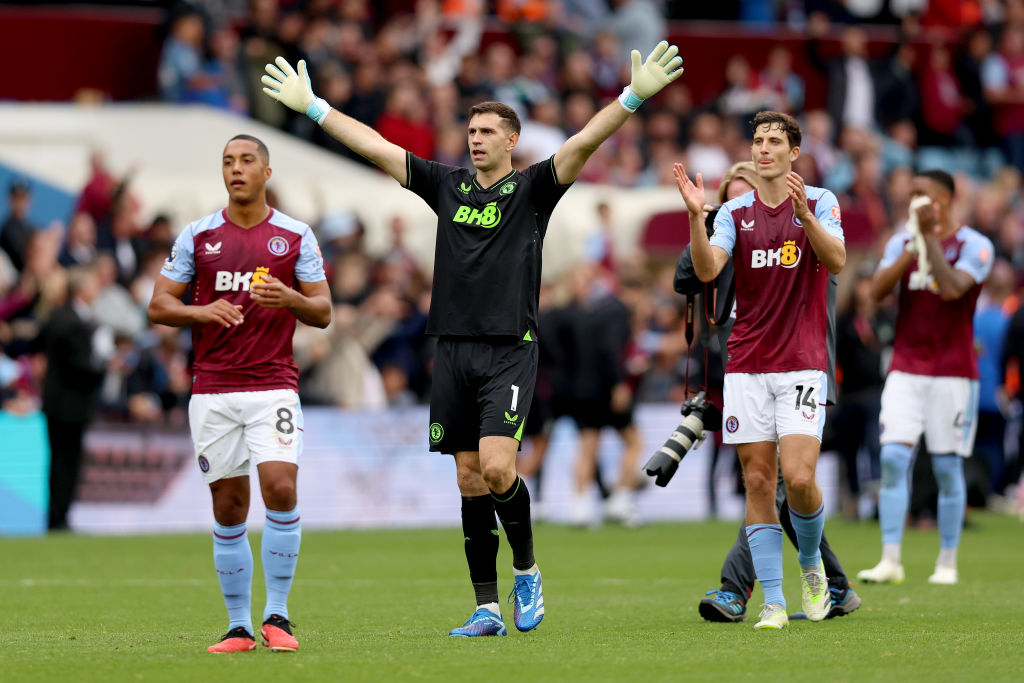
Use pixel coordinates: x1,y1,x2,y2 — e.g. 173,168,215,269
932,454,965,550
789,502,825,568
746,524,785,608
879,443,914,545
213,521,253,633
262,507,301,621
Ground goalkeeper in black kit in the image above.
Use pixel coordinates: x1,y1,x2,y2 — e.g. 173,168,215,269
262,41,684,636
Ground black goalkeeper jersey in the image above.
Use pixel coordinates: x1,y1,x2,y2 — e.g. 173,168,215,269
404,152,572,338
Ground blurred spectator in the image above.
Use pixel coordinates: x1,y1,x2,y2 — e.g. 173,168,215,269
517,99,568,166
875,41,920,130
39,263,113,531
583,201,619,275
607,0,666,61
563,264,643,526
759,44,805,114
58,212,98,268
202,27,249,114
590,31,623,98
1,178,36,272
420,1,484,88
957,27,999,150
157,8,211,104
75,152,119,226
973,259,1016,500
136,214,174,256
840,145,890,247
684,113,732,184
982,24,1024,170
718,55,781,124
919,43,971,147
99,194,142,287
832,262,894,517
376,81,437,160
92,253,146,339
238,0,295,130
131,249,169,311
811,25,881,133
799,109,839,180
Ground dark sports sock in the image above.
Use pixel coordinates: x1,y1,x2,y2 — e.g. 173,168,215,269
461,495,499,605
490,476,536,571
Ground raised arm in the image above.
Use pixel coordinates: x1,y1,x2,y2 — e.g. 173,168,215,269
554,41,684,183
262,57,408,183
787,173,845,274
923,236,977,301
673,163,729,282
870,249,913,301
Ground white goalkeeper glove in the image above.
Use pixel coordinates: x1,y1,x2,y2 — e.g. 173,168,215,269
261,57,332,125
618,41,685,113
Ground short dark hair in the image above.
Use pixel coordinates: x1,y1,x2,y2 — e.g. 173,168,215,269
226,134,269,163
750,111,802,148
916,169,955,195
467,102,521,135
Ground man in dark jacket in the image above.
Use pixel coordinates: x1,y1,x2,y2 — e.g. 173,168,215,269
40,263,110,530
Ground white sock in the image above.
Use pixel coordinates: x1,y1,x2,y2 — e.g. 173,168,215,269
513,563,539,576
882,543,901,564
478,602,500,616
937,547,958,568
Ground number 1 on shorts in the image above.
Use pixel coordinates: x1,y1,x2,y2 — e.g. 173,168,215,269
510,384,519,411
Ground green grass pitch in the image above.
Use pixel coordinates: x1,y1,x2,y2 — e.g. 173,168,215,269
3,513,1023,682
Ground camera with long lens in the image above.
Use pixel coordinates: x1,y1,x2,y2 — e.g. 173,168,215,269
644,391,722,487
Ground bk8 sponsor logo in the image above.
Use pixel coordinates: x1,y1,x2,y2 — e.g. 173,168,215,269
452,202,501,228
751,240,801,269
215,271,257,291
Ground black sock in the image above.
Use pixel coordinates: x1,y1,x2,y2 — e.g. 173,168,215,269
461,494,499,605
490,476,536,571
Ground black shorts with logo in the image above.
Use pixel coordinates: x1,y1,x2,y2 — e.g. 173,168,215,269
428,336,538,454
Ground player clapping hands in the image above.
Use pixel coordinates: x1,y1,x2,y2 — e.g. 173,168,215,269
250,274,295,310
194,299,244,328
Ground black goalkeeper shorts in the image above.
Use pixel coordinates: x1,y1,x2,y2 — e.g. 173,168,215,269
428,336,538,454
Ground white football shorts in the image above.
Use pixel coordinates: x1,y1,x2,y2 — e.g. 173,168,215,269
879,370,979,457
188,389,303,483
722,370,828,444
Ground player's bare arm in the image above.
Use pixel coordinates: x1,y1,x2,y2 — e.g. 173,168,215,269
251,275,331,328
787,172,845,273
554,41,684,184
870,248,915,301
674,162,728,282
916,205,976,301
261,57,407,183
922,240,975,301
148,275,244,328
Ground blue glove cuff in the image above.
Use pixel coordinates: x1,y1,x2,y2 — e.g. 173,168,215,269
305,97,332,125
617,86,645,113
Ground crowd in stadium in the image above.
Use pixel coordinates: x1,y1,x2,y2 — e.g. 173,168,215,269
2,0,1024,516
